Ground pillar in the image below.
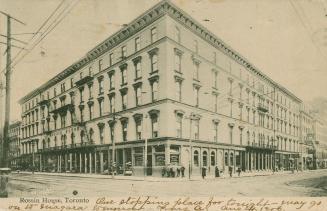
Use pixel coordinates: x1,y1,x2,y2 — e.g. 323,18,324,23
84,153,87,173
79,153,82,173
100,152,104,173
94,152,97,174
39,154,42,172
89,152,92,173
69,153,72,171
122,149,126,174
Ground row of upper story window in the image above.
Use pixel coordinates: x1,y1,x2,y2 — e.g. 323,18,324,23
21,25,162,114
170,22,300,112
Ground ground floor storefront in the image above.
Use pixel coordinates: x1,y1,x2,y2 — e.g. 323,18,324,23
18,139,300,177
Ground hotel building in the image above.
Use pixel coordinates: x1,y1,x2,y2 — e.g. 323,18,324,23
18,0,302,177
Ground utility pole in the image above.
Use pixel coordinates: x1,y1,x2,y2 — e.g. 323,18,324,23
0,11,25,168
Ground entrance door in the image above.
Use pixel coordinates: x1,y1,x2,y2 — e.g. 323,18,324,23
147,155,152,176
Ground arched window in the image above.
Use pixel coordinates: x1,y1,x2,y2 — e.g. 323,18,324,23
193,150,199,167
71,133,75,145
47,138,50,148
210,151,216,166
54,136,57,147
252,132,255,143
89,128,94,143
203,151,208,166
42,139,46,149
230,152,234,166
247,131,250,145
80,130,85,143
224,152,228,166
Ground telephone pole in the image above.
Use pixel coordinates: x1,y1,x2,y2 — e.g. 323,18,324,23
0,11,25,168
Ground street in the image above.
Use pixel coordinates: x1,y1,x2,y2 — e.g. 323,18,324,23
7,169,327,197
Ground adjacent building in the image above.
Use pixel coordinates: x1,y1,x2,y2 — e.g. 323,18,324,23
8,121,21,170
18,0,304,177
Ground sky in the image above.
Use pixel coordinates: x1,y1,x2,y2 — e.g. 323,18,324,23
0,0,326,122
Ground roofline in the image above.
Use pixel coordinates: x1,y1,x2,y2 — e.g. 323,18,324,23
19,0,302,104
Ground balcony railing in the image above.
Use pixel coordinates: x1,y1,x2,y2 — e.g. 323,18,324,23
246,142,277,150
75,76,94,86
50,103,74,114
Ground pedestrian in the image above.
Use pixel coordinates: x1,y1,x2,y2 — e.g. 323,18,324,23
180,166,185,177
161,166,166,177
228,166,233,177
201,167,207,179
215,166,220,177
237,167,241,177
169,167,174,177
177,167,180,177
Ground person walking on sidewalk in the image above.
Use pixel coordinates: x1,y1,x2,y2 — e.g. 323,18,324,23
201,167,207,179
237,167,241,177
228,166,233,177
180,166,185,177
215,166,220,177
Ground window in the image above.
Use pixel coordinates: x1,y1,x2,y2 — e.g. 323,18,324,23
109,53,114,66
61,83,65,93
135,61,141,78
170,145,180,165
151,115,158,138
70,78,74,88
122,92,127,110
174,53,181,72
89,128,94,143
88,84,93,99
121,46,127,58
135,87,142,106
135,119,142,140
80,89,84,102
155,145,166,166
98,78,104,94
109,95,115,113
193,150,199,166
151,81,158,102
193,119,199,139
176,113,182,138
175,80,182,102
230,152,234,166
151,54,158,73
80,130,85,143
99,99,104,116
89,66,93,76
203,151,208,166
175,26,181,43
211,151,216,166
134,147,143,166
121,69,127,85
109,73,115,89
71,133,75,146
151,27,157,43
99,59,103,71
61,115,66,128
194,86,199,107
135,37,140,51
53,88,57,97
89,105,94,120
121,120,128,142
98,126,104,144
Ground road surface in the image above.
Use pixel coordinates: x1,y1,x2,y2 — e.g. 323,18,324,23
7,169,327,197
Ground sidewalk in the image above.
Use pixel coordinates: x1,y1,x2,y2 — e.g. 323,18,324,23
10,169,307,182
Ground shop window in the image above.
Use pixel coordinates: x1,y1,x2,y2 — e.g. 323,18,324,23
170,145,180,165
210,151,216,166
224,152,228,166
193,150,199,167
134,147,143,166
230,152,234,166
202,151,208,166
155,145,165,166
236,153,240,166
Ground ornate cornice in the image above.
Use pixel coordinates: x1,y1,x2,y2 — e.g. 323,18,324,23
19,0,302,105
